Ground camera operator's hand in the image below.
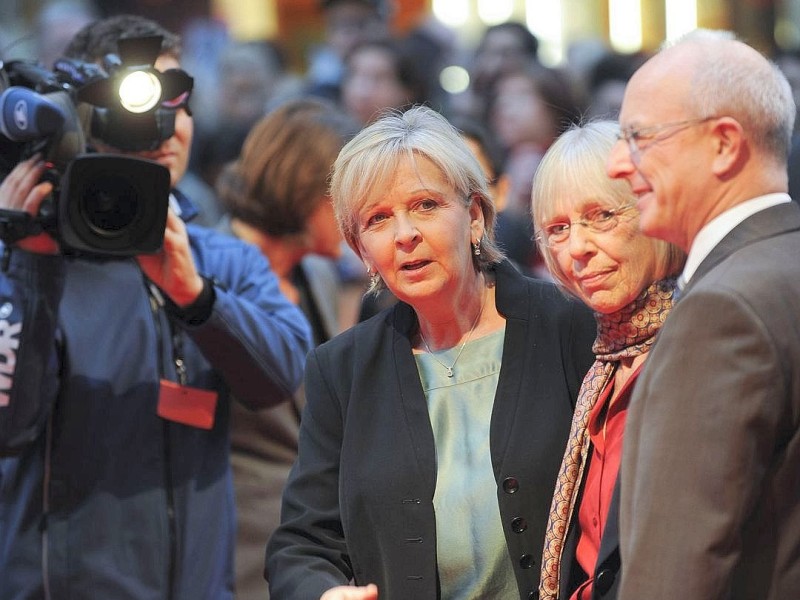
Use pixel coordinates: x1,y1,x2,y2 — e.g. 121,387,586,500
136,208,204,308
0,155,59,254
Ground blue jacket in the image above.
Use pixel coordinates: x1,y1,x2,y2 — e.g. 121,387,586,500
0,212,311,599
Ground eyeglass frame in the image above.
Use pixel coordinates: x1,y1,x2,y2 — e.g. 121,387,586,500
617,116,718,157
535,202,639,247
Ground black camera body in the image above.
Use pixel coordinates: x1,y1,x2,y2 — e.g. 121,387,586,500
0,37,187,257
54,154,170,255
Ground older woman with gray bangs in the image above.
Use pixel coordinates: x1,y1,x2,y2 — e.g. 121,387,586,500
266,105,597,600
531,121,684,600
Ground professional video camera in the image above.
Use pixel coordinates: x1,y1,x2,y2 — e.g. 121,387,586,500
0,35,193,256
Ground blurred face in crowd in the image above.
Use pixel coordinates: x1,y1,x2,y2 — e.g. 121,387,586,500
325,1,384,59
490,72,554,150
216,49,275,125
91,55,193,188
473,27,534,91
306,196,343,259
219,71,268,123
342,44,410,125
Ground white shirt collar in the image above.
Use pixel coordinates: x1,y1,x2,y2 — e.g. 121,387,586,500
681,193,791,286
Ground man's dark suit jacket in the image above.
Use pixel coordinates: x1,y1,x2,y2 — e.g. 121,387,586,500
620,201,800,599
266,260,597,600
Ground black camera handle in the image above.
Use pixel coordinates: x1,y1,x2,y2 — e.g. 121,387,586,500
0,208,47,244
0,208,52,271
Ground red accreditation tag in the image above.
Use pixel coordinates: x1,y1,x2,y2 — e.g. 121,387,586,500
157,379,218,430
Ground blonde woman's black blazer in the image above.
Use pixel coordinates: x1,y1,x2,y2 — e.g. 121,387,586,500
266,259,596,600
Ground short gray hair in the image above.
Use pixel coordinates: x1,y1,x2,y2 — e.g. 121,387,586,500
671,29,795,161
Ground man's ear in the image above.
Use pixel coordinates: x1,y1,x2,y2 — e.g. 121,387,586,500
710,116,746,177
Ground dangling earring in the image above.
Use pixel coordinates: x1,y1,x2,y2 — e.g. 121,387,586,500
367,268,380,288
472,238,482,256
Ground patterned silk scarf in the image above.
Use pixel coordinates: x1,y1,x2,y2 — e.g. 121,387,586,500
539,277,677,599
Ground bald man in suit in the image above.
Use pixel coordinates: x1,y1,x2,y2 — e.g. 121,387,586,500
606,29,800,599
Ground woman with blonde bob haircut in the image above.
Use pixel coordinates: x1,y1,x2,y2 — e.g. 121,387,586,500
266,105,597,600
332,104,505,292
531,120,684,600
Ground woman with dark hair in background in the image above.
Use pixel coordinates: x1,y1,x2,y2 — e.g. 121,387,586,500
451,21,541,123
216,97,360,599
341,35,430,125
489,63,582,218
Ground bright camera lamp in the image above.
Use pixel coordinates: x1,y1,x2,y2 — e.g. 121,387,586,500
118,70,162,114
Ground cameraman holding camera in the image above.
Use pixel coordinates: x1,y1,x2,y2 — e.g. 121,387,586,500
0,14,311,600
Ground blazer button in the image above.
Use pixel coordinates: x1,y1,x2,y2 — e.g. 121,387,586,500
519,554,535,569
511,516,528,533
502,477,519,494
595,568,616,595
528,591,539,600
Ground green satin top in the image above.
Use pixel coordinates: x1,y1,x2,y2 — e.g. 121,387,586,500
415,326,516,599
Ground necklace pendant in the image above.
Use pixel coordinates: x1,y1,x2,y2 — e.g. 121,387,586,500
446,367,454,377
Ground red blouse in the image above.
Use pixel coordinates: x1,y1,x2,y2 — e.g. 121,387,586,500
569,362,643,600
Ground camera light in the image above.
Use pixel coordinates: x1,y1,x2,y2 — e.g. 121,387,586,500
118,70,162,114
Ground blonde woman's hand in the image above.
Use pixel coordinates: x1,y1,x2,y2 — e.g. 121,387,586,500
320,584,378,600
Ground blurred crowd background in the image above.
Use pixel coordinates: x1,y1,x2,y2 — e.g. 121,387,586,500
4,5,800,599
3,0,800,328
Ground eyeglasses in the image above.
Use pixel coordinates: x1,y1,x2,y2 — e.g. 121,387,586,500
537,203,638,247
617,116,717,156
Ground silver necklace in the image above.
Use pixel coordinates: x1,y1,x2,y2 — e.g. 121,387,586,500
419,289,487,378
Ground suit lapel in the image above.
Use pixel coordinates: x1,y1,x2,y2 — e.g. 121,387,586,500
685,202,800,295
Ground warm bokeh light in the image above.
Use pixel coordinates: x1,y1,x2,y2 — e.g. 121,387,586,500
665,0,697,42
440,65,470,94
477,0,514,25
212,0,277,40
525,0,564,65
432,0,470,28
609,0,643,52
